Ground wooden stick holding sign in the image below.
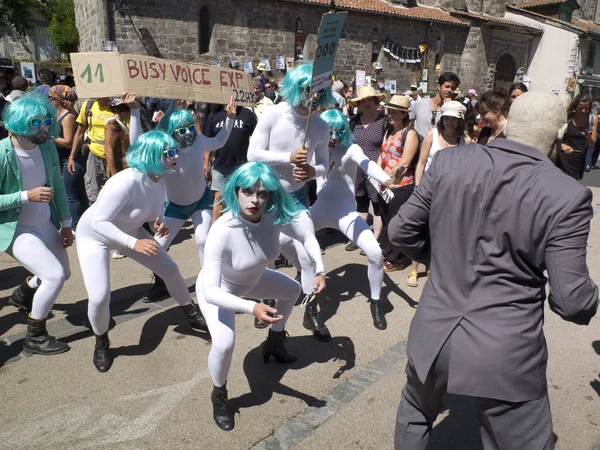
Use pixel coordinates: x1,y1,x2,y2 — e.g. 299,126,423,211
70,52,255,106
300,9,348,151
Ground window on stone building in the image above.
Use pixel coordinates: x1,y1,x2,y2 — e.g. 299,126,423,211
587,41,596,74
372,28,379,64
198,6,211,54
558,2,574,22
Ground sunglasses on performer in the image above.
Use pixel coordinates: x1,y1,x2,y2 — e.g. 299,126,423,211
302,86,327,96
31,118,53,128
163,147,180,159
430,110,438,127
329,129,345,138
174,124,196,136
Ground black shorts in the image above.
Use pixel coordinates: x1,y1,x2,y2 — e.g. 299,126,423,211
356,195,381,216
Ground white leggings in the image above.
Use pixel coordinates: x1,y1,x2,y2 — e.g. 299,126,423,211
292,202,383,300
7,222,71,319
77,227,193,335
278,209,316,292
197,269,301,387
156,209,212,264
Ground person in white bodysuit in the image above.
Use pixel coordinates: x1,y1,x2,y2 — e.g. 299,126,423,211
76,130,208,373
129,98,236,303
1,93,73,355
197,161,326,431
290,109,394,330
247,62,335,341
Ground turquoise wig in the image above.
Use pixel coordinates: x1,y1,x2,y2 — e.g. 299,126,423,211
156,109,195,137
126,130,178,176
280,63,337,109
221,162,300,225
2,93,60,139
320,109,355,148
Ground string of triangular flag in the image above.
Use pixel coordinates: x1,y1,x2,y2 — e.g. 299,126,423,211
382,38,421,64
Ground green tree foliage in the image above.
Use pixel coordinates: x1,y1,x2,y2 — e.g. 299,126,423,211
46,0,79,55
0,0,49,36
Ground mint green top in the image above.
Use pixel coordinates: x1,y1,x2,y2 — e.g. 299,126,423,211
0,136,70,252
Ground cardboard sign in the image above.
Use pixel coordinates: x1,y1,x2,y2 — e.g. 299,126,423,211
311,11,348,93
70,52,255,106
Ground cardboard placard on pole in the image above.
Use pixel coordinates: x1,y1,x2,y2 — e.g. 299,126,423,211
70,52,255,106
311,11,348,94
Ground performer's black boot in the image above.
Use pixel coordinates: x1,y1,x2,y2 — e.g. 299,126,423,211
303,302,331,342
262,329,296,364
9,276,37,313
370,299,387,330
93,332,112,373
142,273,169,303
24,316,70,355
254,299,276,329
211,383,234,431
181,303,208,332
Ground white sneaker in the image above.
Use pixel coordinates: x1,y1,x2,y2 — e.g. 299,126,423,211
112,250,126,259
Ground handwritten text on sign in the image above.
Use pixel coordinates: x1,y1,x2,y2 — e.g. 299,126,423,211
311,12,348,94
70,52,255,106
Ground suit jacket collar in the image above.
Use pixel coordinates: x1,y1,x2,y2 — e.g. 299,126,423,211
486,138,549,163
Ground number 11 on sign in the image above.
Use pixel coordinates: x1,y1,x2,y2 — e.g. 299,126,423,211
80,63,105,84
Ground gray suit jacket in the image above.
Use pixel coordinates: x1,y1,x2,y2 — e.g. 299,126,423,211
389,138,598,402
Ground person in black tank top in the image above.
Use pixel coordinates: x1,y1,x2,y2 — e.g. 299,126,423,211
49,85,89,229
560,94,597,180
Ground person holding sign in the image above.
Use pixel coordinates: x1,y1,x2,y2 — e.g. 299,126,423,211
247,62,335,342
76,130,208,373
130,98,236,303
1,94,72,355
288,109,394,330
197,161,326,431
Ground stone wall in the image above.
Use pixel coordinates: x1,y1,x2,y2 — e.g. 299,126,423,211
74,0,108,53
1,29,36,61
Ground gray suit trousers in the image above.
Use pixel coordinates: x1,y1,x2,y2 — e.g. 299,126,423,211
394,336,555,450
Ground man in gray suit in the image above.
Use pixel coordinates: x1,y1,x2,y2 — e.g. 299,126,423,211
390,92,598,449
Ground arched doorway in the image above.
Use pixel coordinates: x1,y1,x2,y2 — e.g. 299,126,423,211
494,53,516,91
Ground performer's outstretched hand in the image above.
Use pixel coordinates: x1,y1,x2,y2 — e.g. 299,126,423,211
154,217,169,238
60,227,74,248
253,302,283,324
313,274,326,294
225,96,237,119
134,239,160,256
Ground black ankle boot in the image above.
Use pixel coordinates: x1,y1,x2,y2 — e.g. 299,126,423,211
262,329,296,364
181,303,208,332
370,299,387,330
23,316,70,355
303,303,331,342
254,299,276,329
211,383,234,431
142,273,169,303
93,332,112,373
9,277,37,313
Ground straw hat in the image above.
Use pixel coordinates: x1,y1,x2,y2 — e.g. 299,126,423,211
439,100,466,119
348,86,387,107
256,62,268,72
386,95,411,112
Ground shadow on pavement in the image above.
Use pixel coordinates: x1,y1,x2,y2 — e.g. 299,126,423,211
318,263,418,324
229,335,356,416
591,341,600,397
0,266,31,292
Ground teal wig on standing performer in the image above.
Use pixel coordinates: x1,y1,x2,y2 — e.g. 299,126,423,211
126,130,178,177
220,162,300,225
320,109,355,148
279,63,337,109
156,109,195,136
2,93,60,139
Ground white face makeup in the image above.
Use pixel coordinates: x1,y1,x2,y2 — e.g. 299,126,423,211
238,182,270,223
173,123,196,148
328,128,344,148
162,147,179,173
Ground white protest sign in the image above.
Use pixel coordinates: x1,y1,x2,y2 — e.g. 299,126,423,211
311,11,348,94
70,52,255,106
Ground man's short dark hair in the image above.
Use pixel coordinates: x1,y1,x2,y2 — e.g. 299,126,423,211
438,72,460,87
12,76,28,91
38,68,56,85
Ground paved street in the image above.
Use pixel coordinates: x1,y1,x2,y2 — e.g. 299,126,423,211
1,189,599,450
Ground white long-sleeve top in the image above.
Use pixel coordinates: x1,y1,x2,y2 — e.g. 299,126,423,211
247,102,329,192
129,109,233,206
201,210,326,314
76,168,165,249
316,144,391,203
